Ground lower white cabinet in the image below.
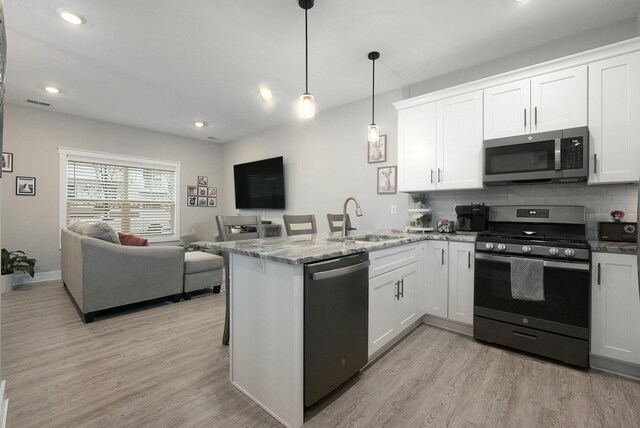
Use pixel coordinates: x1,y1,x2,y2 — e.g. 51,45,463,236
422,241,475,326
591,253,640,364
368,246,420,357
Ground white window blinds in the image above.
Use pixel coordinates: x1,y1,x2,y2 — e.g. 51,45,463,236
59,148,181,242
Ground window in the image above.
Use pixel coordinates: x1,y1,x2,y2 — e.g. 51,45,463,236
59,148,181,242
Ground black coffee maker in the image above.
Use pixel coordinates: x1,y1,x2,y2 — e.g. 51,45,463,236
455,203,489,232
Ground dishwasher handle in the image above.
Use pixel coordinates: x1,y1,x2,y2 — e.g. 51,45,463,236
312,260,370,281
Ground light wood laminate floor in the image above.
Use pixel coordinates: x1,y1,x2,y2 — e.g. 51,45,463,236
2,281,640,428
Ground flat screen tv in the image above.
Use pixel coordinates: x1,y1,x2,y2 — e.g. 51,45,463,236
234,156,285,209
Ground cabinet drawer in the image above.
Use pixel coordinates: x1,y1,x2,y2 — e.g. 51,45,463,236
369,244,418,278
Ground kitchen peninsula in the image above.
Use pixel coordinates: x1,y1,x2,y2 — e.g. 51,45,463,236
211,231,476,428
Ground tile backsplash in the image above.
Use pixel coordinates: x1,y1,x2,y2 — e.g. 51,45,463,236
411,182,638,238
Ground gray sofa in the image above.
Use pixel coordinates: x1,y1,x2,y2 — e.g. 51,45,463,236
61,229,185,323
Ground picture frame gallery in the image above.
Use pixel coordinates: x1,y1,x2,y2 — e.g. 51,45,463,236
187,177,216,207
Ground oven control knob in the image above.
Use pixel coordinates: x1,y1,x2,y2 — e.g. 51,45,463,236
485,243,494,250
549,248,559,256
564,249,575,257
497,244,506,251
522,245,532,254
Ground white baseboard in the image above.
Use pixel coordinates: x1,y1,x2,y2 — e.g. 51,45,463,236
12,270,62,286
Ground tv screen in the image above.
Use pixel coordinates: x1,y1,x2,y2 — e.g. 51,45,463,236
234,156,285,209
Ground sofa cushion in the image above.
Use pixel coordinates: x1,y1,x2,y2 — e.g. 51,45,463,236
118,232,149,246
68,221,120,244
184,251,224,274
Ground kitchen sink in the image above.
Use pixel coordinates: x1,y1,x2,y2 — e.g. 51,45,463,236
328,234,400,243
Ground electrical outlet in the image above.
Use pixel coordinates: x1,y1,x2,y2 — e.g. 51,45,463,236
391,204,397,214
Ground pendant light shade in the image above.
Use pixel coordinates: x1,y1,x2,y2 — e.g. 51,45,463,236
368,51,380,143
299,0,315,119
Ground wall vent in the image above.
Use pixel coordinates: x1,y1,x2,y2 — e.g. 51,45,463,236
26,98,51,107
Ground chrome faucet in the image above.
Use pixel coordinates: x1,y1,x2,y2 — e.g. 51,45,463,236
342,196,363,237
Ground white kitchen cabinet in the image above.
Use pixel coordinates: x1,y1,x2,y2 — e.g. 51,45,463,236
368,245,421,357
397,102,437,191
591,253,640,365
588,52,640,185
424,241,449,318
484,80,531,139
447,242,475,325
483,65,587,139
397,91,483,192
436,91,484,190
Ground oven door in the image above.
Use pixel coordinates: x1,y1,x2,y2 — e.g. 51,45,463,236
483,131,562,184
474,253,590,339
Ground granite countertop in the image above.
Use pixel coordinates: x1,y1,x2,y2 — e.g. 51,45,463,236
589,240,638,255
208,230,477,265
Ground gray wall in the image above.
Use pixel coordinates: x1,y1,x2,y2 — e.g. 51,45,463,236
1,104,225,274
221,89,409,232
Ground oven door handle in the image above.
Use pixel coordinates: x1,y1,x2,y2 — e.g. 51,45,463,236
475,253,590,271
554,138,562,171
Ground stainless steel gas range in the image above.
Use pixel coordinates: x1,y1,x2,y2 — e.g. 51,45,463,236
473,205,591,367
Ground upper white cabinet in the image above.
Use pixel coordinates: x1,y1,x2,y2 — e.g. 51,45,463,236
397,102,437,191
591,253,640,365
436,91,484,190
588,52,640,185
447,242,475,325
398,91,484,192
483,65,587,139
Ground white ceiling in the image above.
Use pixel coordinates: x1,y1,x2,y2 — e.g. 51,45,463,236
4,0,640,143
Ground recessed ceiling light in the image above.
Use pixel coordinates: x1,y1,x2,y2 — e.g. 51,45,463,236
194,121,206,128
57,9,86,25
514,0,525,2
45,86,60,94
260,86,273,102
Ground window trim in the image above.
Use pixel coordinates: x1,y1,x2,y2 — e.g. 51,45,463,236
58,147,182,244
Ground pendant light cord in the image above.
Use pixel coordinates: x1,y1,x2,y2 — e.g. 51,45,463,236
372,57,376,124
305,7,309,94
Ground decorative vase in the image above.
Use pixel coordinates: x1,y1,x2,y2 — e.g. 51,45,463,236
0,273,14,293
371,147,382,160
382,176,391,191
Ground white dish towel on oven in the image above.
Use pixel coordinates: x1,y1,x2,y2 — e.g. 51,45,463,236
510,257,545,301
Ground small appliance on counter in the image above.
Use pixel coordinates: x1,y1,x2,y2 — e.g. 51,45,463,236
598,222,637,242
436,218,455,233
455,203,489,232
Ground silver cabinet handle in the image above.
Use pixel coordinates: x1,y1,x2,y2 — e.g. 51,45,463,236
399,278,404,298
597,262,601,286
468,251,471,269
438,168,441,183
395,281,400,300
430,169,434,183
593,154,597,174
524,108,527,128
441,248,445,266
312,260,370,280
534,106,538,126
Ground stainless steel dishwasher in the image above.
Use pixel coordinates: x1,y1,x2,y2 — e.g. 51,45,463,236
304,253,369,407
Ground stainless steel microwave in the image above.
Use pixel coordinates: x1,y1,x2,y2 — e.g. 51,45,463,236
483,127,589,185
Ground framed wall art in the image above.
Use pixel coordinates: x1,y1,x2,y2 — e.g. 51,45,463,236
16,176,36,196
377,166,397,194
368,134,386,163
198,197,208,207
198,176,208,186
198,186,207,197
208,187,217,197
208,197,217,207
187,185,197,196
187,195,197,206
2,152,12,172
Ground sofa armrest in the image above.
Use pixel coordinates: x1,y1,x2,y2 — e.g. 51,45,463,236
80,238,185,313
180,232,198,247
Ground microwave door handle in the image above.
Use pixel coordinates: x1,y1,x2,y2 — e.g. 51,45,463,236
554,138,561,171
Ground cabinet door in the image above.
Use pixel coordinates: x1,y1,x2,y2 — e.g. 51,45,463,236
484,80,531,139
588,52,640,185
396,263,419,332
369,269,399,357
424,241,449,318
447,242,475,325
397,103,437,192
530,65,587,133
436,91,483,190
591,253,640,364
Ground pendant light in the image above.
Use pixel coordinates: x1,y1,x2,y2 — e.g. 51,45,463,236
299,0,315,118
367,51,380,143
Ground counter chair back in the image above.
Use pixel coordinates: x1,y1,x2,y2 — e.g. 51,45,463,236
215,214,263,346
327,213,351,233
283,214,317,236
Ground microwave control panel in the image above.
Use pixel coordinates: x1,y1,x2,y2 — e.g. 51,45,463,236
561,137,584,170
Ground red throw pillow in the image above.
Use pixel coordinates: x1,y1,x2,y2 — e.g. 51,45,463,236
118,232,149,246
